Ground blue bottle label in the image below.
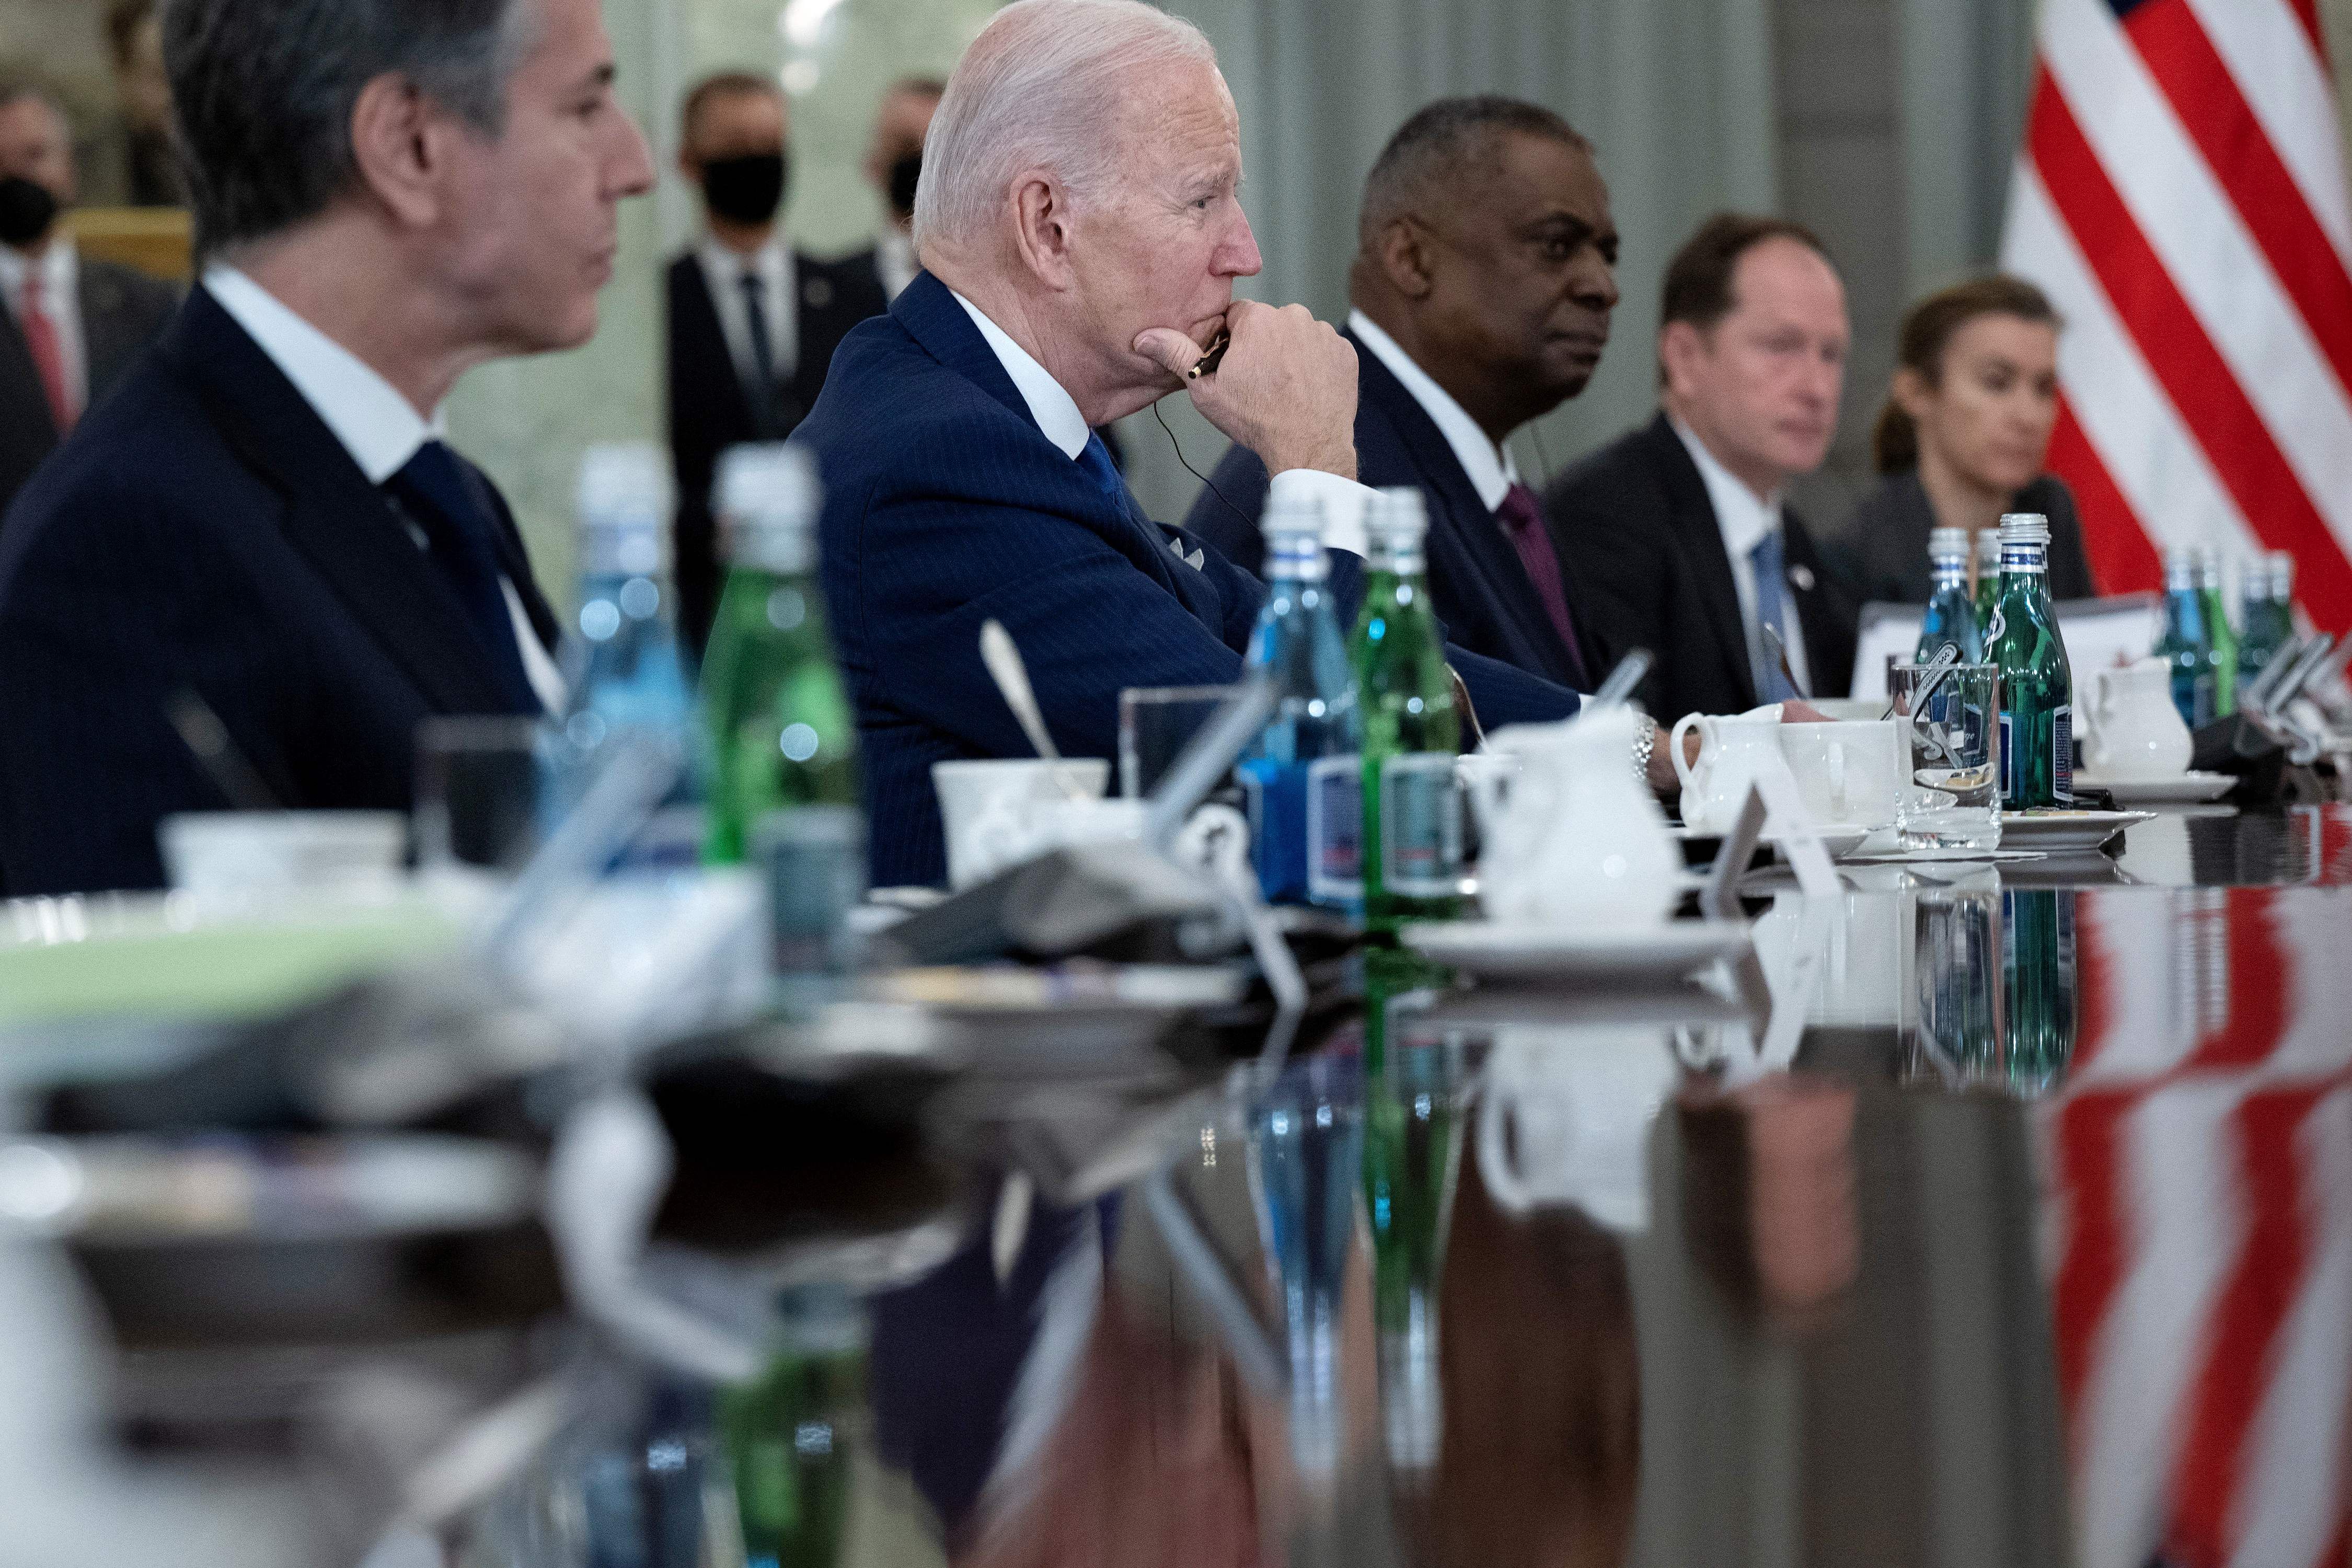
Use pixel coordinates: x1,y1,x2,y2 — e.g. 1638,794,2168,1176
1306,754,1363,902
1999,710,2016,803
1380,753,1462,896
2052,704,2072,804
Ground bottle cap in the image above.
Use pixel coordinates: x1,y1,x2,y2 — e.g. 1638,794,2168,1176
577,442,672,575
1261,492,1326,543
1927,526,1969,558
2269,550,2297,596
1366,486,1429,546
716,443,823,572
1998,513,2051,547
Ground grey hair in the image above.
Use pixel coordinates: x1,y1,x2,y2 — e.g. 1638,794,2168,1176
1358,95,1589,250
912,0,1216,255
163,0,535,256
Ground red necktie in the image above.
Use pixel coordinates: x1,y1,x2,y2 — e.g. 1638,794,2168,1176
18,270,74,435
1496,481,1590,688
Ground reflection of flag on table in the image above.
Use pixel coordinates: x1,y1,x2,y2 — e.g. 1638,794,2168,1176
2000,0,2352,630
2039,888,2352,1568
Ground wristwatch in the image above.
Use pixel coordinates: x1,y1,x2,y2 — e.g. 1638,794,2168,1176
1631,712,1658,785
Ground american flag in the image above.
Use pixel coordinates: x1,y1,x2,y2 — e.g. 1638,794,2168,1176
2037,882,2352,1568
1999,0,2352,631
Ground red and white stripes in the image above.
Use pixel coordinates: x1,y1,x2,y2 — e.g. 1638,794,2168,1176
2038,887,2352,1568
2000,0,2352,629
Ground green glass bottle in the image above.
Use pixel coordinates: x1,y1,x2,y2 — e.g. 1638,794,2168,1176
718,1285,866,1568
1973,527,2002,626
2153,549,2217,730
1352,488,1462,931
1985,513,2074,808
1917,525,1983,663
699,445,860,865
2195,548,2239,719
2238,550,2297,701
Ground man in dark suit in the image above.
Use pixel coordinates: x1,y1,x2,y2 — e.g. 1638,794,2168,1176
1186,96,1617,692
797,1,1619,889
667,72,886,657
1544,214,1861,723
0,0,654,895
0,83,177,520
838,76,944,306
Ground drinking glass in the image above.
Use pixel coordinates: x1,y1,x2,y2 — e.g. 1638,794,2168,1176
1244,1053,1364,1478
1888,662,2001,850
414,715,553,871
1119,684,1238,799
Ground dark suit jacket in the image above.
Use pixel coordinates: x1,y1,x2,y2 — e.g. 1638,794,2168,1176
1835,469,2098,605
1542,414,1860,721
666,247,888,657
795,271,1577,888
1184,329,1598,690
0,288,559,896
0,252,179,520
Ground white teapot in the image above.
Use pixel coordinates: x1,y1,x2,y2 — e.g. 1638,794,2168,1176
1466,707,1680,929
1668,711,1786,833
2085,659,2194,780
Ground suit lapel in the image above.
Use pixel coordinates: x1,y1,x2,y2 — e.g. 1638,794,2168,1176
77,264,133,398
166,290,518,713
1644,414,1758,710
1353,334,1575,684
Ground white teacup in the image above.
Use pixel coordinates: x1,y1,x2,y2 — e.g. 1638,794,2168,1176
1777,720,1904,828
1476,1027,1679,1231
159,810,408,895
1669,712,1785,833
931,758,1110,890
2085,659,2194,780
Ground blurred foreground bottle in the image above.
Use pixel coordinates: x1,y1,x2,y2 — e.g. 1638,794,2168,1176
1987,514,2074,808
699,444,859,866
1352,489,1461,931
2153,548,2218,729
561,443,702,847
1911,875,2001,1083
1972,527,2002,626
2000,889,2078,1096
2238,550,2297,701
1239,495,1362,908
1917,525,1982,663
719,1285,867,1568
2194,548,2239,718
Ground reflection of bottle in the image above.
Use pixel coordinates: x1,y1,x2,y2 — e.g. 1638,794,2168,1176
1362,1015,1467,1479
1239,497,1362,908
1353,489,1462,931
699,445,859,865
1248,1056,1364,1477
719,1285,867,1568
1917,526,1982,663
2195,549,2239,719
2154,549,2218,730
2000,889,2078,1096
1987,514,2074,808
1912,880,2001,1081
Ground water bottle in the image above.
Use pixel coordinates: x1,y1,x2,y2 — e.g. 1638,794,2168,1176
2194,548,2238,718
2153,548,2217,729
1917,525,1982,663
1238,495,1361,906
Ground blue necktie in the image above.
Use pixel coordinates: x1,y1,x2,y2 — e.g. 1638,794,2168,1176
1076,431,1122,497
387,441,539,712
1748,527,1803,702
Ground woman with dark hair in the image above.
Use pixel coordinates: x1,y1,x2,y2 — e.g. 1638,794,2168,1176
1842,275,2099,604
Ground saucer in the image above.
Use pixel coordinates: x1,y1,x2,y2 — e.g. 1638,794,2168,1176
1400,919,1751,985
1674,822,1874,861
2071,770,2235,804
1998,808,2157,854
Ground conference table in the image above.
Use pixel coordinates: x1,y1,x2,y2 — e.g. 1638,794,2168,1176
860,802,2352,1568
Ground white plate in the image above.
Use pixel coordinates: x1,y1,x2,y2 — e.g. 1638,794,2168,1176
1673,823,1875,860
2073,770,2236,804
1400,919,1751,984
1997,809,2157,854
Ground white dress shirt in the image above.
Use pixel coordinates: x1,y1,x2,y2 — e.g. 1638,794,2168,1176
1347,309,1518,512
875,230,919,302
203,265,567,713
0,239,86,423
1669,416,1812,700
949,289,1372,557
697,233,798,395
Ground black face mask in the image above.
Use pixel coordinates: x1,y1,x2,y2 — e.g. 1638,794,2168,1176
0,177,59,248
886,152,922,221
700,151,787,227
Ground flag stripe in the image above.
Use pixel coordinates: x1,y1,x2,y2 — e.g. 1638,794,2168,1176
2026,72,2352,626
2184,0,2352,262
2284,0,2327,64
2048,391,2163,593
2039,0,2352,575
2126,1,2352,399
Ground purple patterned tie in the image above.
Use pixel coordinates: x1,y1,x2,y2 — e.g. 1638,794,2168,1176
1496,482,1590,688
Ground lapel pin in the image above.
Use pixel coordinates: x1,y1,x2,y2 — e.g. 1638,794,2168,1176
803,276,833,309
1789,562,1815,591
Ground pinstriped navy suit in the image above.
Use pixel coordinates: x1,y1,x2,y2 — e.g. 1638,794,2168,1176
798,271,1578,889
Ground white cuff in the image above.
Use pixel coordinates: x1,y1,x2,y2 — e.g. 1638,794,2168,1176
1266,467,1374,558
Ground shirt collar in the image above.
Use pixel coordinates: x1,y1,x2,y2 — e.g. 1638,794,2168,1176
1347,308,1517,511
1669,413,1780,558
203,264,443,485
699,230,789,281
0,237,76,297
951,287,1091,460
